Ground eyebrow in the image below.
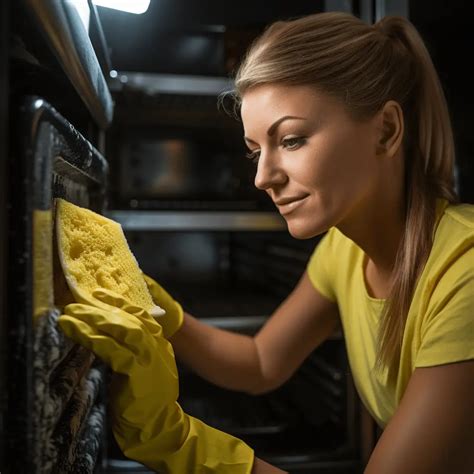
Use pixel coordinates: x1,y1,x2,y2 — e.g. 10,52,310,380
244,115,306,145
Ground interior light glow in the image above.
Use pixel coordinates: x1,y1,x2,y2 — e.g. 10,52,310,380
92,0,151,14
68,0,90,33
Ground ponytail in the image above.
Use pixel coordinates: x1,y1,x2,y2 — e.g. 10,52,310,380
374,16,457,372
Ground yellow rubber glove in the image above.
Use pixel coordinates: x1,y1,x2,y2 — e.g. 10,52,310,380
58,289,253,474
143,273,184,339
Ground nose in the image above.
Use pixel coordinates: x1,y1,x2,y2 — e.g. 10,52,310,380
254,150,287,191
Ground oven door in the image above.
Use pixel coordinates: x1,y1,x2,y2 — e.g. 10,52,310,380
5,96,108,473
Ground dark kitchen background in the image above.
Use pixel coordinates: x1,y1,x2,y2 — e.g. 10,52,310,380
0,1,473,473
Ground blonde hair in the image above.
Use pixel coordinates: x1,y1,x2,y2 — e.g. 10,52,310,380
233,12,458,371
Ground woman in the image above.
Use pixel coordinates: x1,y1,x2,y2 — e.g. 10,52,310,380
59,12,474,473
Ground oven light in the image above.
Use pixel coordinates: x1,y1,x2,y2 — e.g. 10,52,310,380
92,0,151,14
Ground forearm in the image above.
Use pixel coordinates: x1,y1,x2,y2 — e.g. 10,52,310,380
170,312,266,394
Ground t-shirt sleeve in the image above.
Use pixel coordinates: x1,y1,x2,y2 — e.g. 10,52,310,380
306,228,337,302
415,247,474,367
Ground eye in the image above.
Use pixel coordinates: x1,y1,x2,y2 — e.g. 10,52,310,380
281,136,306,150
245,150,261,164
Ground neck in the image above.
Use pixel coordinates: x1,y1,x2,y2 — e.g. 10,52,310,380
340,201,405,272
336,165,405,296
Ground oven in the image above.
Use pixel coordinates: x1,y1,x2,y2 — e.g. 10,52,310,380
2,0,112,472
9,0,474,473
1,2,372,471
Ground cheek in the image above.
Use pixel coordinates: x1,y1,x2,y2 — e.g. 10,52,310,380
320,138,373,193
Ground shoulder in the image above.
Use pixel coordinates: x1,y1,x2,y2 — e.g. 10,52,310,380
435,202,474,245
427,202,474,278
413,204,474,367
444,202,474,229
421,202,474,311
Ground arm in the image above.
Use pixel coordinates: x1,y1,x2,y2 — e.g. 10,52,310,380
170,271,339,394
365,360,474,473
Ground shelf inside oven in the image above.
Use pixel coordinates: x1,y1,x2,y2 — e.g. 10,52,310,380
125,230,322,320
176,337,357,471
173,281,280,319
181,390,288,436
108,210,287,231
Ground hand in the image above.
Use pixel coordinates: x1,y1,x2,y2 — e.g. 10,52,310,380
143,273,184,339
58,289,253,473
82,273,184,339
58,288,179,425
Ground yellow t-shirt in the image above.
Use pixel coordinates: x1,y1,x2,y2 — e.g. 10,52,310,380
307,201,474,428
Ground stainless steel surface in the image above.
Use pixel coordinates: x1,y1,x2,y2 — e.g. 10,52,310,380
107,210,287,231
118,139,213,199
115,137,250,204
26,0,114,128
375,0,409,20
110,72,234,96
358,0,374,23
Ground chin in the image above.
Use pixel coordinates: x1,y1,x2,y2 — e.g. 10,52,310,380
287,222,324,240
286,220,327,240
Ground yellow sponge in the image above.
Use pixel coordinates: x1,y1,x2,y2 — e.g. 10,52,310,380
56,198,164,317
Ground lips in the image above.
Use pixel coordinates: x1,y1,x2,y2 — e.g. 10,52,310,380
275,195,309,215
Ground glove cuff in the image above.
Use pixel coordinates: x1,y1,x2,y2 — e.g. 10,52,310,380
167,300,184,338
115,411,254,474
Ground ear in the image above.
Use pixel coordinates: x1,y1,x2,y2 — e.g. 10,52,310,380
376,100,404,158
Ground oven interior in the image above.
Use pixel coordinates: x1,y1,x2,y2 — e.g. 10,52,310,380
102,228,362,473
102,63,363,471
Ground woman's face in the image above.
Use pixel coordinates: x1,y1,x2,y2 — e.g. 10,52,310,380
241,84,382,239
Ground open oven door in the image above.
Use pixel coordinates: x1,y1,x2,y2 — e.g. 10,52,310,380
5,96,109,473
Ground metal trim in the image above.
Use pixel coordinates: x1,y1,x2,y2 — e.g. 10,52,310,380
109,71,235,96
25,0,114,128
107,210,288,231
375,0,409,20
